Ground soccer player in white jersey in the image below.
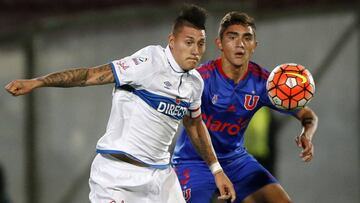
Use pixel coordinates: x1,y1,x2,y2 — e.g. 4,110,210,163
5,4,236,203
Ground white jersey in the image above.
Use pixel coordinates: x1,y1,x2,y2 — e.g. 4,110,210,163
96,45,203,168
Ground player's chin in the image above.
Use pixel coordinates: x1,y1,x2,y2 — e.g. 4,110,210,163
231,57,246,66
184,62,198,70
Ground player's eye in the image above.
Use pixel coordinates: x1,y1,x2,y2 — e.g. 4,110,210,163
185,40,193,46
226,33,237,40
244,36,253,41
198,41,205,47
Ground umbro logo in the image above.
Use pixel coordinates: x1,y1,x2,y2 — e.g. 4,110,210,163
164,81,172,89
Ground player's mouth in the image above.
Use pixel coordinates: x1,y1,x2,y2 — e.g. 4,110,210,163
235,51,245,57
187,57,199,62
234,52,245,58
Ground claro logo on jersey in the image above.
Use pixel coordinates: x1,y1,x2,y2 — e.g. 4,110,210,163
203,113,250,136
157,102,187,119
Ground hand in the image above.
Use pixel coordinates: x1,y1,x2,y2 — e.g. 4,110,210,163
5,79,41,96
295,133,314,162
214,171,236,202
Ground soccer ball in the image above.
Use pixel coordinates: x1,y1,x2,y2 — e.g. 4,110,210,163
266,63,315,110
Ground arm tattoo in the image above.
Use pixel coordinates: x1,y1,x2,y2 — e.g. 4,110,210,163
93,65,114,84
38,64,114,87
97,75,106,82
39,68,89,87
302,117,314,126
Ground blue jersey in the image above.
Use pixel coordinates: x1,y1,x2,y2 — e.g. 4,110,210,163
172,58,293,163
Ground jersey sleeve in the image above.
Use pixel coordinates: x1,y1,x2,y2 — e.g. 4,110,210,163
110,48,152,88
187,72,204,119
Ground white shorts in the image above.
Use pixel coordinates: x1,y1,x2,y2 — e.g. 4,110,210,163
89,154,185,203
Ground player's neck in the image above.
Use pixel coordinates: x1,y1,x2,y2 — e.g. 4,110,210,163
221,59,248,84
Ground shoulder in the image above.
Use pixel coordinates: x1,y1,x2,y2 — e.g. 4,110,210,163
188,68,203,82
132,45,164,59
248,61,270,81
247,62,272,100
130,45,166,70
188,69,204,90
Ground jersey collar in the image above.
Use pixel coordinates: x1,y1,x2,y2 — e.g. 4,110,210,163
165,45,186,73
215,57,249,82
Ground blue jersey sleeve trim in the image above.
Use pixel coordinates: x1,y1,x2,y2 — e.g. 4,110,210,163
96,149,170,170
110,62,121,88
287,108,301,117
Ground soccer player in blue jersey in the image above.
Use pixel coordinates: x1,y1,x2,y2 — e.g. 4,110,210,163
5,5,236,203
172,11,318,203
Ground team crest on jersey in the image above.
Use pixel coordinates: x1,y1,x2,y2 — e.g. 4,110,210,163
244,94,259,110
211,94,218,104
132,56,148,65
175,96,182,105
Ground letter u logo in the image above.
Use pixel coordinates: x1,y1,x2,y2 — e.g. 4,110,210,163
183,188,191,201
244,94,259,110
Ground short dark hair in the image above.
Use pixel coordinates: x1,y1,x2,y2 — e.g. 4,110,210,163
218,12,256,39
172,4,208,35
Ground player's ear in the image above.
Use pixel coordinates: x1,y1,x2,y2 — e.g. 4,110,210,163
168,34,175,50
215,38,223,51
252,40,258,54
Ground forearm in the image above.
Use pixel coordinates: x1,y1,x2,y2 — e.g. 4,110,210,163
183,119,235,201
5,64,114,96
36,64,114,88
297,107,318,140
36,68,89,88
184,118,218,166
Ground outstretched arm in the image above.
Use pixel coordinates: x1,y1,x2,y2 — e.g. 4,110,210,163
294,106,318,162
5,64,114,96
183,115,236,202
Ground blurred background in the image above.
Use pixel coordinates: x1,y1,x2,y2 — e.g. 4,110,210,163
0,0,358,203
